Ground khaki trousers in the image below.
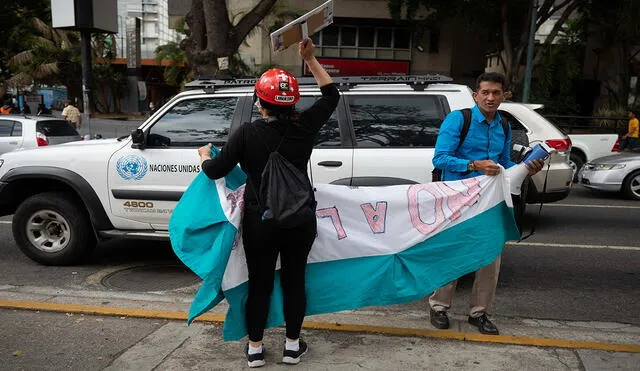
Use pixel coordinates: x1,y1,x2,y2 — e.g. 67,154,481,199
428,255,501,317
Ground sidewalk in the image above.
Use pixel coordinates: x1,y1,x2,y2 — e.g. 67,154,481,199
1,287,638,370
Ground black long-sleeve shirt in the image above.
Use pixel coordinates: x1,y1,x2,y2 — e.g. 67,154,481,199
202,83,340,207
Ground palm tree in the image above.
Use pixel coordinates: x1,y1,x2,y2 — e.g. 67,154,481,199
6,17,81,98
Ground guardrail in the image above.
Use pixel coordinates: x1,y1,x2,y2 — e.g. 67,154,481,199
544,115,627,135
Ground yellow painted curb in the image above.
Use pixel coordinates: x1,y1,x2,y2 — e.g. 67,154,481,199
1,300,639,353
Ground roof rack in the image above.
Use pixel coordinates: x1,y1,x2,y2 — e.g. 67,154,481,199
184,74,453,92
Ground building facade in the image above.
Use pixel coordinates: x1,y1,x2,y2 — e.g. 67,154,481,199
168,0,490,85
117,0,183,59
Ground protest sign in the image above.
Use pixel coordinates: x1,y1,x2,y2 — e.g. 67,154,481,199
170,152,531,340
270,0,333,52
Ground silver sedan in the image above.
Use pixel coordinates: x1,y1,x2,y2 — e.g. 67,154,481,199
578,151,640,200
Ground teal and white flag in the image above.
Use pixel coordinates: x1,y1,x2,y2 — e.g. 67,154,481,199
170,150,524,341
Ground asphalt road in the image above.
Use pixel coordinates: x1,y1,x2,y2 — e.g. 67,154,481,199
0,183,638,327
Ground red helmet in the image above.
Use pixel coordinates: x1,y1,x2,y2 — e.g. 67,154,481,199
254,68,300,106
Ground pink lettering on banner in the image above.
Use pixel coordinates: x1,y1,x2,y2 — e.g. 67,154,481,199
316,206,347,240
407,184,446,235
436,178,481,220
232,226,242,250
360,201,388,234
407,179,483,235
226,186,245,216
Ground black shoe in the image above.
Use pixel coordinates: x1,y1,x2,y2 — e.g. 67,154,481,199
282,339,308,365
245,343,266,368
429,308,450,329
468,314,499,335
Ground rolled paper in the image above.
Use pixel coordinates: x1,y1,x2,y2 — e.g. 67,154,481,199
505,143,554,195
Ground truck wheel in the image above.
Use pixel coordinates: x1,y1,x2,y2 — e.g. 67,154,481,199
12,192,96,265
569,153,584,183
622,170,640,200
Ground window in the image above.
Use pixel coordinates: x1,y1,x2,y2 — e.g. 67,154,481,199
12,122,22,136
499,111,527,132
341,27,356,46
348,95,447,148
376,28,392,48
358,27,375,47
36,120,77,136
323,26,339,46
0,121,13,137
0,120,22,137
250,96,341,147
148,97,238,147
316,25,411,60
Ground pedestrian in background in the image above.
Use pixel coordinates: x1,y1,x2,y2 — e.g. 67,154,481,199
619,109,639,151
0,100,16,114
61,100,81,130
37,104,50,115
430,72,544,335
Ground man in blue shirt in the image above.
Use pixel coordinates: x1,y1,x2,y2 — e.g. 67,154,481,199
429,72,543,335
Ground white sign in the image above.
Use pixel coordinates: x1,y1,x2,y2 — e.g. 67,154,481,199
270,0,334,52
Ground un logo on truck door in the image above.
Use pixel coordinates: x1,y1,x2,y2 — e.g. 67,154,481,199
116,155,148,181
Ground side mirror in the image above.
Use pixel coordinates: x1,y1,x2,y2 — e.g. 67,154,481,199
131,129,146,149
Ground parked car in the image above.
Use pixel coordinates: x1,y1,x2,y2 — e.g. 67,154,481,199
567,133,618,182
0,115,81,155
497,102,573,204
0,75,537,265
578,150,640,200
0,76,575,265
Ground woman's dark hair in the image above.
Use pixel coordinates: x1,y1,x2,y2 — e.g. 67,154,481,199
475,72,506,91
259,98,300,123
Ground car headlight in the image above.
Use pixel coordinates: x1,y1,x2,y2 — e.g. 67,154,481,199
589,163,626,171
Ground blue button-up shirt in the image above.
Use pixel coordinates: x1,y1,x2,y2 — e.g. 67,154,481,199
433,105,515,181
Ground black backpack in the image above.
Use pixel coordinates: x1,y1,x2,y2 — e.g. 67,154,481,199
432,108,509,181
249,120,317,228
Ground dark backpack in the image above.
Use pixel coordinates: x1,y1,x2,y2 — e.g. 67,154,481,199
431,108,509,181
249,120,316,228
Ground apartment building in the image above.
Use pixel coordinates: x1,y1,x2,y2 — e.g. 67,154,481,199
117,0,183,59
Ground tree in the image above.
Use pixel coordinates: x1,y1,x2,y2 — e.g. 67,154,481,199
155,42,190,87
6,17,82,99
0,0,51,96
388,0,587,95
584,0,640,109
530,18,585,114
182,0,278,78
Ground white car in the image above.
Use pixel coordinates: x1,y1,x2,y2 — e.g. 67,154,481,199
0,115,81,155
498,102,573,204
0,76,563,265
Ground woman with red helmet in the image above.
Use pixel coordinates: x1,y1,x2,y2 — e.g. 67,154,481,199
198,38,338,367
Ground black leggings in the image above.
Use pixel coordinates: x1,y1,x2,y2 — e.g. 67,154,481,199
242,208,316,342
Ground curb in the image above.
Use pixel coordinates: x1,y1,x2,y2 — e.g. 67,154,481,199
1,299,638,353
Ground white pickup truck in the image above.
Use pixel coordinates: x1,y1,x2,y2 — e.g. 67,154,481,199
568,134,619,181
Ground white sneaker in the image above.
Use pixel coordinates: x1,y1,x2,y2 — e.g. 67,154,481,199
282,339,308,365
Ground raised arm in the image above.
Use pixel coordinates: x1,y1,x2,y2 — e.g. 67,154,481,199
300,38,332,88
